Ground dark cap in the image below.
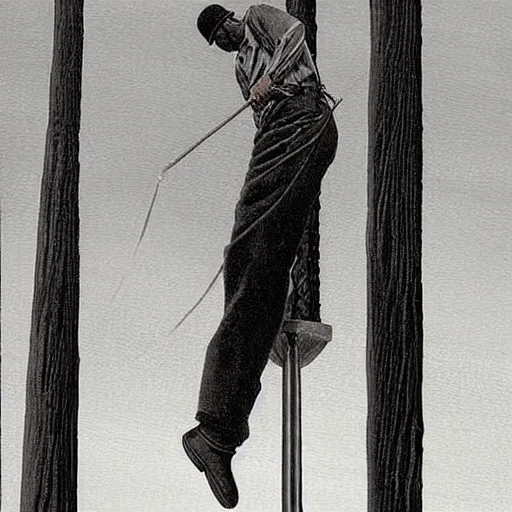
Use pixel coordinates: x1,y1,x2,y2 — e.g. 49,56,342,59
197,4,234,45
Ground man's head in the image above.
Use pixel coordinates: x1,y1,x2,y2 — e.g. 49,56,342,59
197,4,244,52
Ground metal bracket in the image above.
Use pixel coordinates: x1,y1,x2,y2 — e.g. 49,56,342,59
270,319,332,368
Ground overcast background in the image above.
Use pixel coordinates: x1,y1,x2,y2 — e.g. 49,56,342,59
1,0,511,511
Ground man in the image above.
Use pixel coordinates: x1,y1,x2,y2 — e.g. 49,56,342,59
183,4,338,508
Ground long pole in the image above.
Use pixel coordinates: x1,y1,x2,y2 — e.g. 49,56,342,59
281,1,318,511
157,100,252,182
282,334,302,512
366,0,424,510
20,0,83,509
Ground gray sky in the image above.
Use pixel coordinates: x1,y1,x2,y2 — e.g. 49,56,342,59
1,0,511,511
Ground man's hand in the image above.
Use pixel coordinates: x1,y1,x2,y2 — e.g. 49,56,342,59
250,75,272,110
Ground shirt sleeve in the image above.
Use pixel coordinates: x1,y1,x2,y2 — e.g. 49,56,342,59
245,4,307,83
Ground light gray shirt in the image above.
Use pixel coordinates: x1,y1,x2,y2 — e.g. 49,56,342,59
234,4,319,102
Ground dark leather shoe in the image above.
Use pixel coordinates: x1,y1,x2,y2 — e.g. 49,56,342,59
182,426,239,509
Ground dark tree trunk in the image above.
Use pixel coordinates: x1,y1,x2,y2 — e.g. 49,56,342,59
20,0,83,510
366,1,424,511
286,0,317,60
285,0,322,323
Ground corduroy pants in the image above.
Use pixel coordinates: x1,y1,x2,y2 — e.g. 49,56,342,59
196,89,338,445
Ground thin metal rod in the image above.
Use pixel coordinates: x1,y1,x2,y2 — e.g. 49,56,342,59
158,99,253,180
283,334,303,512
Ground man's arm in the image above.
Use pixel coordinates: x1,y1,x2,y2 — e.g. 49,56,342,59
246,4,306,82
266,21,305,83
246,5,307,105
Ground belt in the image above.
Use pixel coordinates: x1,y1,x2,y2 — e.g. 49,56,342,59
269,82,336,106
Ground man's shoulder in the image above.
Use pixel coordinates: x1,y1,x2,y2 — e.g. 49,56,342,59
245,4,284,19
246,4,278,12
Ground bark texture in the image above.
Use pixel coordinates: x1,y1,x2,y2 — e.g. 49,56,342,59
286,0,317,60
285,0,322,322
20,0,83,510
366,1,424,511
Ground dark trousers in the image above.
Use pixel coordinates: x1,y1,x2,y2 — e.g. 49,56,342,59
196,90,338,445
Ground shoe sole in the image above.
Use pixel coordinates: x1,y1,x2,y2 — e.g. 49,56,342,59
182,434,237,509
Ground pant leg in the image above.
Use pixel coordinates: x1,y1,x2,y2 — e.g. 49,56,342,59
196,98,338,445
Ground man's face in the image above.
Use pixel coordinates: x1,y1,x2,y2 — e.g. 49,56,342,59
214,23,238,53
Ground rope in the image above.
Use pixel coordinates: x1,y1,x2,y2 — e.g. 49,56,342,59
169,94,344,333
112,72,367,333
168,73,368,333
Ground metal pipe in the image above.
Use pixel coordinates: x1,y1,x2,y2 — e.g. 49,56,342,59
282,334,303,512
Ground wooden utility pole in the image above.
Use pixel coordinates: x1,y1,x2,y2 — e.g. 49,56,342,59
366,1,424,511
20,0,83,510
